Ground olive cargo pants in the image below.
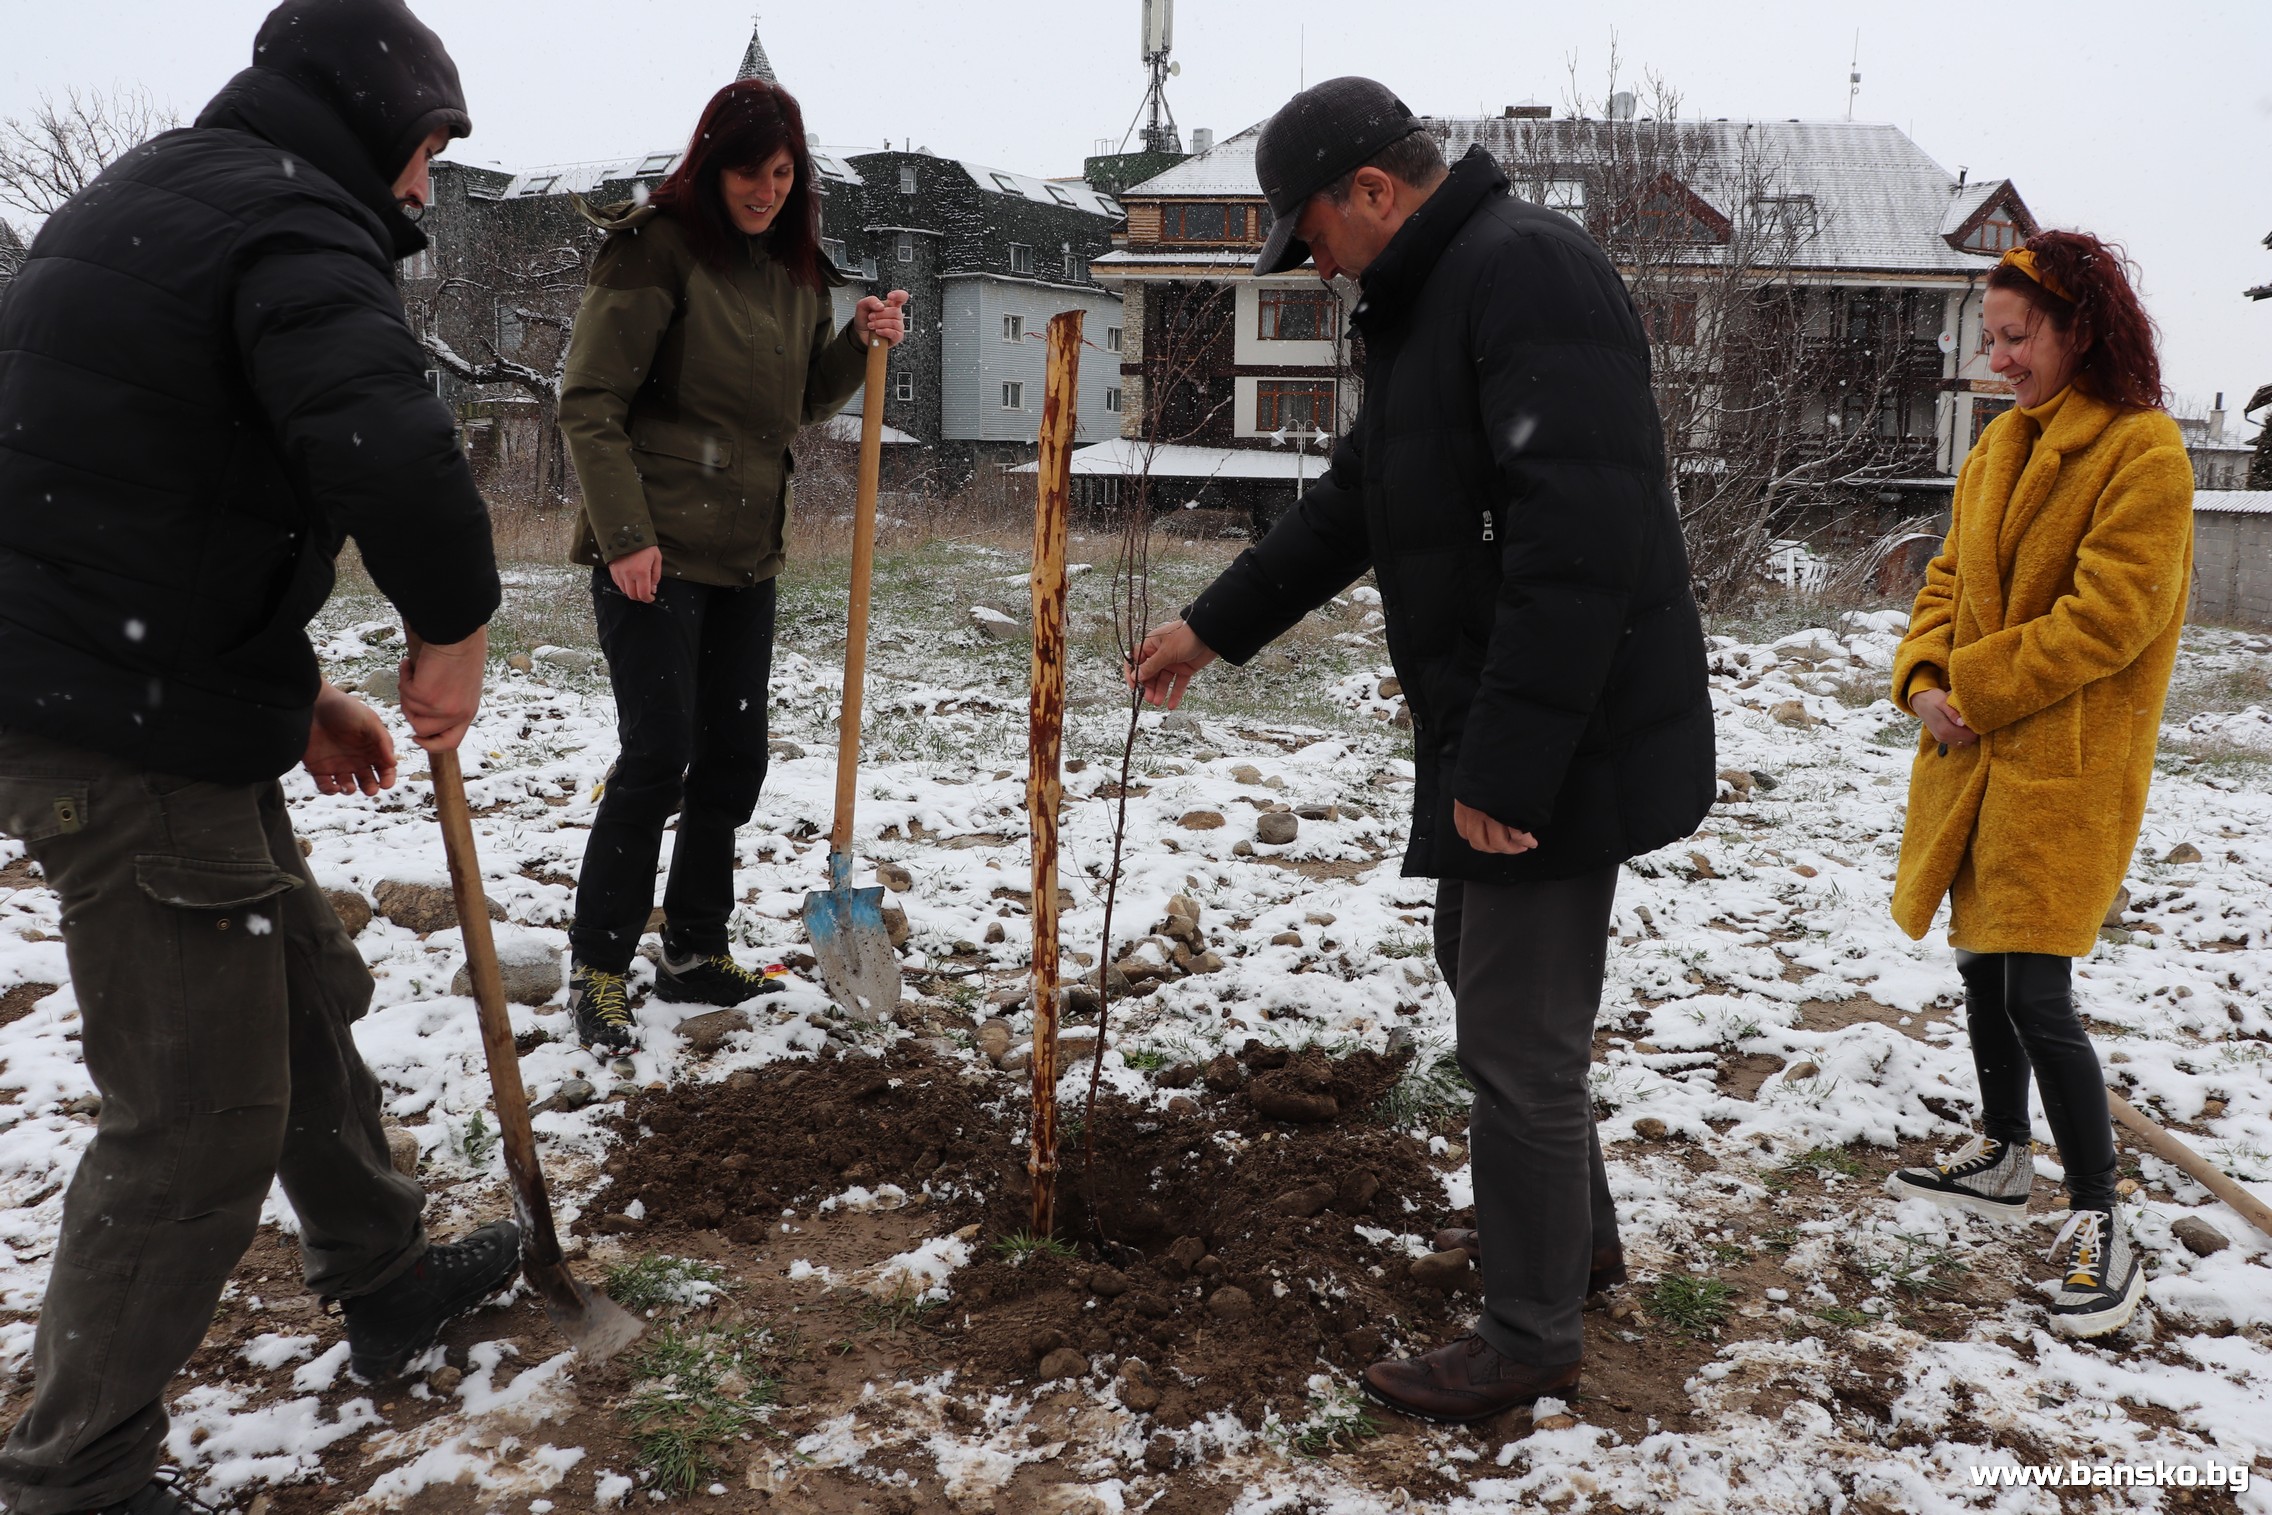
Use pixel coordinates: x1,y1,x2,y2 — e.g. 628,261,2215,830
0,730,426,1515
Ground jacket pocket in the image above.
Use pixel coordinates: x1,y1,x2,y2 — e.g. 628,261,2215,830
1993,692,2083,780
135,855,301,910
630,418,735,473
0,779,90,844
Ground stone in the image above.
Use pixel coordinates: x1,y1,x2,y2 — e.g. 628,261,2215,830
1144,1433,1178,1472
1535,1413,1578,1432
359,668,399,703
1202,1054,1244,1093
2103,886,2131,928
1206,1286,1254,1322
374,879,504,934
428,1365,463,1395
1249,1073,1339,1124
1633,1117,1670,1141
1166,894,1201,927
1295,804,1338,822
325,889,373,936
984,921,1007,945
1189,951,1226,976
2171,1217,2229,1257
1119,1377,1161,1413
975,1019,1014,1062
1179,811,1226,831
1231,764,1265,786
881,906,912,949
1377,677,1403,699
1164,1236,1207,1276
676,1009,753,1055
505,652,534,674
1166,1096,1199,1116
1274,1184,1335,1218
384,1124,419,1176
1159,711,1200,735
1232,841,1254,857
547,1077,598,1112
2164,842,2203,865
1334,1170,1381,1212
877,862,914,893
1341,1327,1386,1360
1784,1061,1820,1082
767,739,806,761
533,646,602,672
449,928,563,1006
1037,1348,1090,1381
1717,768,1756,797
1409,1250,1472,1291
1155,1062,1199,1089
970,605,1022,641
1769,700,1820,729
2115,1177,2140,1196
1059,981,1103,1016
1088,1267,1130,1298
1256,812,1300,846
1270,931,1305,947
2201,1098,2226,1118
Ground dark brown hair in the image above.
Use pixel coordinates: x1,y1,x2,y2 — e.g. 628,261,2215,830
1986,230,2163,411
648,79,825,290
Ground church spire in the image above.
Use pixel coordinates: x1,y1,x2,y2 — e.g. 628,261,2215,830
736,15,778,84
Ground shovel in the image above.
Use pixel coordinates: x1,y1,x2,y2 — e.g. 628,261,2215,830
431,745,644,1361
802,337,902,1021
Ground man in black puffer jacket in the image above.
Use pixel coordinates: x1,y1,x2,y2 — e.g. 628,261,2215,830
0,5,519,1511
1136,79,1715,1423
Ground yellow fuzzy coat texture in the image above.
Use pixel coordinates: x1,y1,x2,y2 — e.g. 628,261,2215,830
1891,388,2194,957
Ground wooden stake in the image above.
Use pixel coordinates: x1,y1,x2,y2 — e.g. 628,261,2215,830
2108,1091,2272,1243
1027,310,1083,1238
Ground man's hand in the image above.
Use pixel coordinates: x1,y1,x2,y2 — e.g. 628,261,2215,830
1129,619,1218,709
1454,800,1537,856
854,291,910,348
608,545,663,603
303,682,398,796
399,625,488,753
1912,687,1977,749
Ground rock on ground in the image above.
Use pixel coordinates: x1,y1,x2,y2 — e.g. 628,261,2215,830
375,879,505,934
449,928,563,1006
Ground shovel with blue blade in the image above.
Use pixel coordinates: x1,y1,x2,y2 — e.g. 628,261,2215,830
802,338,902,1021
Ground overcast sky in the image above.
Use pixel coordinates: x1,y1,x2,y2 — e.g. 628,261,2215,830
6,0,2267,430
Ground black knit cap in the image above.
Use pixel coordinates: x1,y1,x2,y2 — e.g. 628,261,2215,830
1252,76,1422,276
252,0,471,182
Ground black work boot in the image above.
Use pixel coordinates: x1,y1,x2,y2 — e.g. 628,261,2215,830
567,963,640,1055
341,1220,522,1379
94,1471,219,1514
654,944,784,1007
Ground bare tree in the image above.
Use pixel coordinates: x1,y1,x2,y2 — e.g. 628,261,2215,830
0,87,177,225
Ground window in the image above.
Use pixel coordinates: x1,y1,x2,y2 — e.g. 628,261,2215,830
896,232,915,263
1258,288,1338,342
1540,178,1586,222
1105,387,1122,413
1971,397,2011,444
1642,294,1698,347
899,164,917,194
1008,242,1034,275
1105,326,1123,353
1002,314,1025,342
401,246,435,280
892,372,914,402
861,255,879,281
1161,203,1243,242
1256,379,1335,434
821,238,846,271
519,174,559,196
1002,381,1025,410
1962,207,2023,255
1046,184,1075,207
992,172,1025,194
1755,193,1818,243
636,152,676,176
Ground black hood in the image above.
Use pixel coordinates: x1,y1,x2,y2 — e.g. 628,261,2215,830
250,0,470,180
197,66,427,259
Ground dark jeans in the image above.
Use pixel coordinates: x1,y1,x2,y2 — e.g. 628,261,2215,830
570,568,777,973
0,730,426,1515
1435,867,1621,1368
1958,950,2118,1209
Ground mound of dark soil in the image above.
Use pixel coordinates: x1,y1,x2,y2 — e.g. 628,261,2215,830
590,1039,1483,1427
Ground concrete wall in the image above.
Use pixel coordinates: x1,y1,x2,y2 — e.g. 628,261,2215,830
2191,510,2272,627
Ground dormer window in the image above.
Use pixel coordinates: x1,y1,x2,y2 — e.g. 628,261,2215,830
1046,184,1075,207
992,172,1024,194
636,153,676,176
1161,203,1248,243
1008,242,1034,275
1962,208,2023,254
519,175,559,196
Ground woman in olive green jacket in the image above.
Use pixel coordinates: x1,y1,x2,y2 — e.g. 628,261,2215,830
556,79,905,1054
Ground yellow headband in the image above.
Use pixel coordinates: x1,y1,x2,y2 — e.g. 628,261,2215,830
1997,246,2074,304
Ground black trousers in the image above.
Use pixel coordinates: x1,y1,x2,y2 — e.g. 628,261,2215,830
1958,950,2118,1209
570,569,776,974
1435,867,1622,1367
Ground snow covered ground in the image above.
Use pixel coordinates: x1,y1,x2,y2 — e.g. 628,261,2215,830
0,538,2266,1512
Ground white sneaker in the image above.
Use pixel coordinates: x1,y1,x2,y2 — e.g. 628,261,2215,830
1885,1135,2032,1224
2045,1206,2145,1339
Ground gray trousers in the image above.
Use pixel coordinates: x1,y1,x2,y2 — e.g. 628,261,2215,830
1435,867,1621,1367
0,730,426,1515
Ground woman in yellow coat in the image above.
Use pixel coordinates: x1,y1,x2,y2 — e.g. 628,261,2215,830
1884,231,2193,1341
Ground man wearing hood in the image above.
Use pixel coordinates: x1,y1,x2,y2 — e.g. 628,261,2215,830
0,4,515,1510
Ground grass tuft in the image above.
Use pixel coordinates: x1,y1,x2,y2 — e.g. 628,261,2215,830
1375,1047,1473,1129
604,1254,731,1316
619,1323,781,1497
1646,1274,1736,1337
1284,1383,1383,1456
992,1230,1077,1265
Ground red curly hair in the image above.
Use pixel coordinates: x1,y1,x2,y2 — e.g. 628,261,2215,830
1985,230,2163,410
648,79,826,290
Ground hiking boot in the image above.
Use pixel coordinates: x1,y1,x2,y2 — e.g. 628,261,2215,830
1430,1231,1630,1294
2045,1206,2145,1339
1361,1333,1579,1424
94,1471,220,1514
341,1220,522,1379
568,964,640,1055
654,946,785,1007
1885,1135,2032,1223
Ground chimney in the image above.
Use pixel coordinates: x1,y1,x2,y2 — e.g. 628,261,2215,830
1190,127,1214,154
1507,102,1551,119
2210,392,2226,440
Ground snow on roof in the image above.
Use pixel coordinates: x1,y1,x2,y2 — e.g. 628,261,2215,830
954,160,1121,219
452,146,863,201
1126,117,2021,277
818,412,920,446
1007,437,1322,480
2195,490,2272,515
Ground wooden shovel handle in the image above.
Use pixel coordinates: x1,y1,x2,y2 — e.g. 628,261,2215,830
830,338,890,856
2107,1091,2272,1243
432,747,566,1269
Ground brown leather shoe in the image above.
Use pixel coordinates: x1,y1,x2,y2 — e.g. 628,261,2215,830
1362,1333,1581,1424
1431,1231,1629,1293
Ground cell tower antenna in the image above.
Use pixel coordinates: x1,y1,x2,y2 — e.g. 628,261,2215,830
1123,0,1183,155
1846,30,1861,121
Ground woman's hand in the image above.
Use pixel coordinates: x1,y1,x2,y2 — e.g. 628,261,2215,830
609,545,663,604
1129,619,1217,709
1913,687,1977,748
854,291,910,349
302,682,398,796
